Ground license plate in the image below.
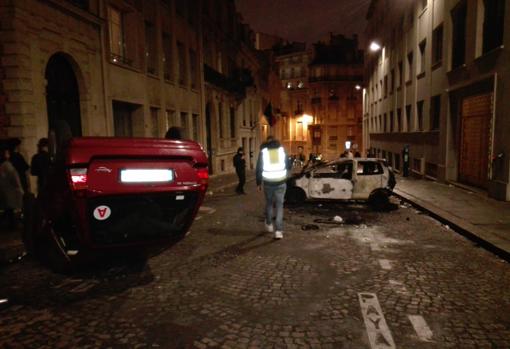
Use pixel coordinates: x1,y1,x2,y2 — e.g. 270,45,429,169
120,169,173,183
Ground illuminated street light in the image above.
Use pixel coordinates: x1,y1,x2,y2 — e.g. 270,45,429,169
300,114,314,124
355,85,361,90
369,41,381,52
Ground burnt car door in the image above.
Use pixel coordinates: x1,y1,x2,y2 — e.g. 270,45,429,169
308,161,353,200
351,160,384,199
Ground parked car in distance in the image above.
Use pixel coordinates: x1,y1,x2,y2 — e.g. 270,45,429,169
23,136,209,272
285,158,396,208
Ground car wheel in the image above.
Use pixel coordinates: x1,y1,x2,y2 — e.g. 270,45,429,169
369,191,390,211
285,187,306,205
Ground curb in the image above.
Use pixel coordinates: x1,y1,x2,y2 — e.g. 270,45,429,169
207,177,256,194
392,189,510,262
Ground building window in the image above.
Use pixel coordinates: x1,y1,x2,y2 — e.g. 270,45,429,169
176,0,186,17
145,21,157,75
432,24,444,65
230,107,236,138
390,69,395,94
188,0,198,25
108,6,125,63
397,108,402,132
451,1,467,69
406,52,413,82
398,61,403,87
162,33,173,81
384,75,388,98
166,110,176,130
218,103,224,138
418,40,426,75
150,107,159,137
417,101,424,131
390,111,394,133
189,49,198,89
113,101,135,137
296,121,304,141
483,0,505,54
405,105,412,132
180,112,188,138
66,0,89,10
383,113,387,132
192,114,199,141
177,41,187,86
430,95,441,130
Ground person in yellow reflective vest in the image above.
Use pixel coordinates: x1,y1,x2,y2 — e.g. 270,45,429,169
256,136,288,239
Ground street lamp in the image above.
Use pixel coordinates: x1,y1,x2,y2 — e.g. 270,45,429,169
369,41,381,52
355,85,362,90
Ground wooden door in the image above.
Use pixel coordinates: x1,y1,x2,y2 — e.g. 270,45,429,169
459,94,492,188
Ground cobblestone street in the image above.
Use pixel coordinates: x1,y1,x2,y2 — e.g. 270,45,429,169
1,189,509,349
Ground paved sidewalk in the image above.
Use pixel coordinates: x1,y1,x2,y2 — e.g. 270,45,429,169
393,176,510,259
0,170,256,265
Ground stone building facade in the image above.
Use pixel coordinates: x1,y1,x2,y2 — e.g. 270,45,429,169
202,0,262,174
273,36,364,161
308,34,364,160
0,0,268,182
364,0,510,201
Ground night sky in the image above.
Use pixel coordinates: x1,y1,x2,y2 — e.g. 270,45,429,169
235,0,371,46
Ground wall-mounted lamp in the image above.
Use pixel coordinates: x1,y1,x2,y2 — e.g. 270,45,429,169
369,41,381,52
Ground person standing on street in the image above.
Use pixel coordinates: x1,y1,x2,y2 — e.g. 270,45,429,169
30,138,51,196
0,147,24,229
8,138,30,193
233,147,246,194
256,136,288,239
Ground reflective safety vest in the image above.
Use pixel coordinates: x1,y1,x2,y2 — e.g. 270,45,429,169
261,146,287,182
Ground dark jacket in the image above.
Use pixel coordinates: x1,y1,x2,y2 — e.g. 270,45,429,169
31,151,51,193
233,152,246,173
256,140,288,186
10,152,29,192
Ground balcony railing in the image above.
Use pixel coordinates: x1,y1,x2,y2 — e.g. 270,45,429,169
110,53,133,67
309,75,363,82
204,64,248,98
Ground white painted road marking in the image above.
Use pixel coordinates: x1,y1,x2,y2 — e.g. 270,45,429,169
389,279,408,295
409,315,434,342
199,206,216,214
378,259,392,270
358,292,396,349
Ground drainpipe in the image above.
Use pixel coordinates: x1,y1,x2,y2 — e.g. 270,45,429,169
98,0,110,136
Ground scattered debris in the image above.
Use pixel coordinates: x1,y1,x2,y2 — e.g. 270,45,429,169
444,225,450,230
333,215,343,223
301,224,320,231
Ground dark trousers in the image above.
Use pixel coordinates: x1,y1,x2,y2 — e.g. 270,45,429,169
236,169,246,193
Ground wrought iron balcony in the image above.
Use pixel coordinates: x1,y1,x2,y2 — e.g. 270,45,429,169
204,64,251,98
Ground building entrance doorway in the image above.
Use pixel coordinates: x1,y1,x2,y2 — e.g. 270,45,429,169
45,53,82,136
458,93,492,189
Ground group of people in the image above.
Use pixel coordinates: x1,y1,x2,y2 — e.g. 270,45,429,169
0,138,50,228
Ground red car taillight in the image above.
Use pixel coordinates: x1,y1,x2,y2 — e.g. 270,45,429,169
195,167,209,190
69,168,88,190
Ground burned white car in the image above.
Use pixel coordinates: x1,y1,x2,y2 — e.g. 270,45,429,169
285,158,396,207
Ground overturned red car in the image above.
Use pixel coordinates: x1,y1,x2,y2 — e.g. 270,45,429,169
23,137,208,271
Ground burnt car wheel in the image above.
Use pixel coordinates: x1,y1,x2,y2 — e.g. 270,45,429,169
285,187,306,205
368,190,390,211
